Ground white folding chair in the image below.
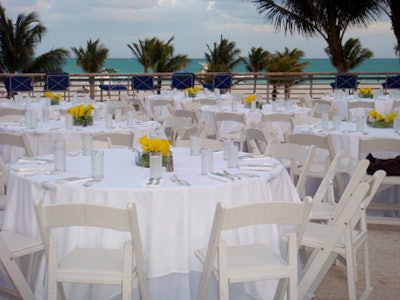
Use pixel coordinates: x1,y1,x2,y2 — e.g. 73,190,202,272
286,133,335,180
66,138,110,152
181,101,201,110
311,100,333,119
214,112,246,151
175,137,224,151
0,107,26,122
34,200,148,300
193,98,217,106
347,100,374,122
298,171,385,300
310,153,368,220
0,230,44,300
0,132,34,158
244,127,272,155
298,94,313,108
92,131,135,149
161,116,190,146
174,109,200,125
290,116,321,129
129,96,148,114
150,99,173,122
195,198,313,300
266,143,316,199
358,137,400,225
261,113,294,142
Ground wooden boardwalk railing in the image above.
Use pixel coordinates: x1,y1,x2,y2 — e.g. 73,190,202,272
0,72,398,102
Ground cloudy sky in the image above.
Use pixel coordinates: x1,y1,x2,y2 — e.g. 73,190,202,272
3,0,397,59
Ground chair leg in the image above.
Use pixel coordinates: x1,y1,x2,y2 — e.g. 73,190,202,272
218,278,229,300
345,246,357,300
361,240,373,299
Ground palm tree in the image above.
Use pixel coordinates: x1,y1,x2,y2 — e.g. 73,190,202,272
127,38,154,73
253,0,382,72
246,47,271,93
264,47,309,100
71,39,109,99
0,4,69,73
380,1,400,57
128,36,190,90
204,35,245,72
325,38,373,71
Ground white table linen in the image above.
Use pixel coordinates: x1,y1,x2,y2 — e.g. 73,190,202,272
294,121,400,220
0,117,163,164
200,103,311,135
145,92,233,116
4,148,300,300
0,98,107,121
321,94,397,121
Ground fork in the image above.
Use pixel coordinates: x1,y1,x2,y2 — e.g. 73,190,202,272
223,170,259,178
83,178,102,187
170,174,191,186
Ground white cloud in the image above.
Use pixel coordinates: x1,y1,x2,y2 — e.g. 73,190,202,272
2,0,398,58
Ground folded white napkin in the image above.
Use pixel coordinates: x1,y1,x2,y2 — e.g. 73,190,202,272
56,176,92,184
207,172,232,182
17,158,51,164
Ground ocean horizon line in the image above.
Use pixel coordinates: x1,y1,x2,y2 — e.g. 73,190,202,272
62,57,400,74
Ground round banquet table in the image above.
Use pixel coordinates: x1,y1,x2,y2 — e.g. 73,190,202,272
145,92,234,117
3,148,300,300
199,102,311,135
0,97,107,121
0,116,163,165
320,94,398,121
294,121,400,220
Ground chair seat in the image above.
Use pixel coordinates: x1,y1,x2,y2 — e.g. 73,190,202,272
1,230,43,258
99,84,127,91
58,247,132,283
301,222,361,251
310,202,336,220
196,244,291,283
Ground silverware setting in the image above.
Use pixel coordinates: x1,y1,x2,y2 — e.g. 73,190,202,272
146,177,161,186
56,176,92,184
170,174,191,186
223,170,260,178
83,178,102,187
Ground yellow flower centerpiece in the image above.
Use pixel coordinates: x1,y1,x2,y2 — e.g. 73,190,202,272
184,86,200,97
137,135,171,167
244,95,262,109
44,91,62,105
67,104,94,126
358,87,373,98
368,110,398,128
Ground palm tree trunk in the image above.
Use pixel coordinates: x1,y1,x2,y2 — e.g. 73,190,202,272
253,74,258,94
327,33,347,72
89,76,95,100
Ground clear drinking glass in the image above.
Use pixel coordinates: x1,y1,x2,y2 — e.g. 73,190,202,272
201,148,213,175
150,152,162,179
54,139,66,172
91,150,104,179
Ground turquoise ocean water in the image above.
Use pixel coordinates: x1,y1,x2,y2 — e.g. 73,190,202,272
61,58,400,74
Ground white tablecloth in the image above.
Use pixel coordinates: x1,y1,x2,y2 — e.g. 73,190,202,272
0,117,163,164
4,148,300,300
200,103,311,135
0,98,107,121
294,121,400,220
321,95,397,121
145,92,234,116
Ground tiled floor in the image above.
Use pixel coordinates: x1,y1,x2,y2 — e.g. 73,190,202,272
313,225,400,299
